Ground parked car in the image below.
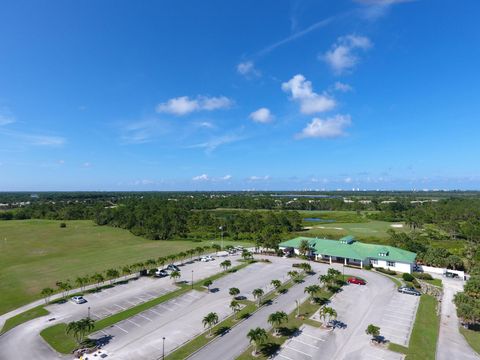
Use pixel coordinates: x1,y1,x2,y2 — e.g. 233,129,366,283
201,255,214,262
71,296,87,304
347,277,366,285
445,271,459,279
397,286,421,296
166,264,180,271
155,269,168,277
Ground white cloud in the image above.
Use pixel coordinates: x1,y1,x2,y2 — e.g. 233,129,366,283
334,81,353,92
296,114,351,139
248,175,271,181
0,114,15,126
282,74,336,114
249,108,274,123
82,162,92,168
133,179,155,185
192,174,209,181
156,96,233,116
221,174,232,180
237,61,260,77
120,119,169,144
58,160,65,164
354,0,415,20
322,35,372,75
188,134,243,153
197,121,215,129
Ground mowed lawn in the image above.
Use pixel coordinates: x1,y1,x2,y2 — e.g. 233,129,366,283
0,219,251,315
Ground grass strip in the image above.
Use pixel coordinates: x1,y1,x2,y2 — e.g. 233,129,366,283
41,261,253,354
166,273,301,359
389,294,440,360
1,305,50,334
459,327,480,355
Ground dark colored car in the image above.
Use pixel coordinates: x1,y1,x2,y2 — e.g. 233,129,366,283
445,272,459,278
347,277,366,285
398,286,421,296
167,264,180,272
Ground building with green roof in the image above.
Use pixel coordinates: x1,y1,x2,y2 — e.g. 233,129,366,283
279,236,417,273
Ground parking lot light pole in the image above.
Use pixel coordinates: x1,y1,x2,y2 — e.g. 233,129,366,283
162,337,165,360
87,306,90,319
191,270,194,289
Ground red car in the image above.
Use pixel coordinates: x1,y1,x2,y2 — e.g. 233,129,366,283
347,277,366,285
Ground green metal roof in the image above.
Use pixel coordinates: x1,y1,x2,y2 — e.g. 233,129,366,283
279,236,416,263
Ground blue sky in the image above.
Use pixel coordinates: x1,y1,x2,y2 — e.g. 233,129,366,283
1,0,479,191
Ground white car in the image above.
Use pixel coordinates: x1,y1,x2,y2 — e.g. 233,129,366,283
71,296,87,304
201,255,214,262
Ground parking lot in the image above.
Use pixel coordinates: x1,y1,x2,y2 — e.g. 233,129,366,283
377,292,419,346
94,257,303,359
276,324,329,360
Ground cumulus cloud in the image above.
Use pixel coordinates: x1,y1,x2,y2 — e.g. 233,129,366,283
296,114,351,139
156,96,233,116
322,35,372,74
282,74,336,114
334,81,353,92
249,108,274,123
248,175,271,181
237,61,260,77
192,174,209,181
221,174,232,180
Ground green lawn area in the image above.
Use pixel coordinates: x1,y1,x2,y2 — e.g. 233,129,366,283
0,305,50,334
459,327,480,355
389,294,440,360
41,262,253,354
424,278,443,287
0,219,252,315
296,219,402,243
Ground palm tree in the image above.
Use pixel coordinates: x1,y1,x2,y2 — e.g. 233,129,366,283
178,252,187,264
91,273,104,290
319,274,333,289
56,281,72,299
75,277,87,292
300,263,312,273
203,279,213,292
202,312,219,336
271,279,282,293
66,318,95,344
318,306,328,325
247,327,268,355
220,260,232,272
229,287,240,298
106,268,119,285
230,300,241,319
156,257,166,268
252,288,264,306
366,324,381,342
170,270,181,284
324,307,337,325
268,311,288,336
122,266,132,279
242,249,253,261
195,246,204,260
212,244,221,254
298,239,311,257
41,287,54,304
304,285,321,303
288,270,299,281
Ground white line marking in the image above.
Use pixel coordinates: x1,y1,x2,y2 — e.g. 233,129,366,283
114,324,128,333
292,338,319,349
148,308,163,316
285,345,313,357
137,313,152,321
127,319,141,327
114,304,126,310
278,354,294,360
301,332,325,341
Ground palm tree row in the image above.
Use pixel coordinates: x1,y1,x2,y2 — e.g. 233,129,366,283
40,245,215,303
65,317,95,345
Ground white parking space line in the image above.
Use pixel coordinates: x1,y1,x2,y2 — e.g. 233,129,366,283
278,354,294,360
126,319,141,327
137,313,152,322
301,332,325,341
114,324,128,333
147,308,162,316
113,304,126,310
126,300,137,306
292,338,319,349
285,346,312,357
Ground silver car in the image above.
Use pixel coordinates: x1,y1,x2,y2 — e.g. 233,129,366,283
397,286,421,296
71,296,87,304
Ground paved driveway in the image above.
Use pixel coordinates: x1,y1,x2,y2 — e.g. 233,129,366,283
436,275,480,360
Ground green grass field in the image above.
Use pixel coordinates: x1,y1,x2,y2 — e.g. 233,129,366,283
0,219,252,315
460,327,480,355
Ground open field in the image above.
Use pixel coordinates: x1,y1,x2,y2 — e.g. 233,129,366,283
0,219,252,315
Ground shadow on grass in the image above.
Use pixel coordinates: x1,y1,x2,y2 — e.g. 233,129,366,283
313,297,330,306
278,326,299,337
261,299,273,306
278,288,288,295
239,312,251,320
260,342,281,357
215,326,231,336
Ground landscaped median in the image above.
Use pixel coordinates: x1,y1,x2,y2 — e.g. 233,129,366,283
0,305,50,335
40,261,254,354
166,271,304,359
389,294,440,360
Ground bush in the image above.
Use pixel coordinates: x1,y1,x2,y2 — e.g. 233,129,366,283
59,222,67,228
413,272,433,280
402,273,415,282
375,267,396,275
364,264,373,270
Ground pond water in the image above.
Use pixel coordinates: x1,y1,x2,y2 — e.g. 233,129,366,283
303,218,336,223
